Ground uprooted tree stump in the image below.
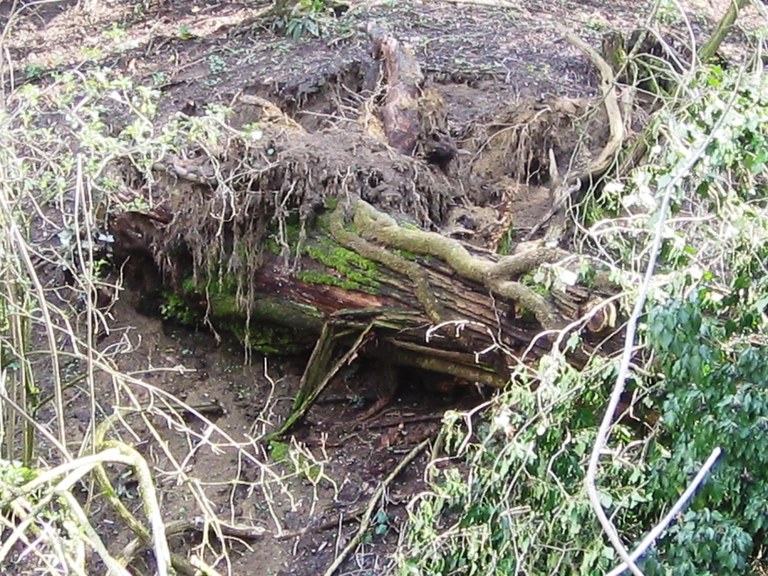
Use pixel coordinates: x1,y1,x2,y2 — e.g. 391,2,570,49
107,15,736,433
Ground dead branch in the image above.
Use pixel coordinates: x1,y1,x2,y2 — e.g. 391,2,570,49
367,22,424,155
321,438,431,576
699,0,750,63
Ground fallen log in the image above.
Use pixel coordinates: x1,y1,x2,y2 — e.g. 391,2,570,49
111,180,621,384
108,25,626,434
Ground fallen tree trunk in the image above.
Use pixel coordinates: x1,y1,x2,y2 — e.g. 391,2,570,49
109,24,630,433
112,190,621,379
112,193,622,435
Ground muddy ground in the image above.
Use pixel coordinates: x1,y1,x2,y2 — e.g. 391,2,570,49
1,0,751,574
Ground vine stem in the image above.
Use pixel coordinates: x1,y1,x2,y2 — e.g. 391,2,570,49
584,66,745,575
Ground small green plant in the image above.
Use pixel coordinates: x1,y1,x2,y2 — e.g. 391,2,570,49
151,71,168,86
122,196,151,212
176,24,194,40
284,13,322,39
585,17,608,32
103,22,127,43
24,63,46,80
159,292,199,325
373,509,391,537
80,45,103,61
656,0,682,25
206,54,228,85
271,0,331,39
269,440,291,462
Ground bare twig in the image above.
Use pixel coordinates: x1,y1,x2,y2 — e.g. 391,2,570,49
606,447,721,576
585,70,745,575
321,438,431,576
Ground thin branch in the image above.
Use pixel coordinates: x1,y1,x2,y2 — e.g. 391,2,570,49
585,67,747,576
606,447,721,576
699,0,750,63
322,438,431,576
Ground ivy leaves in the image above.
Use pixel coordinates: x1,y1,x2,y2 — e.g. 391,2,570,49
645,292,768,573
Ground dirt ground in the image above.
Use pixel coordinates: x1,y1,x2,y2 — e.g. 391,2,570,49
1,0,750,574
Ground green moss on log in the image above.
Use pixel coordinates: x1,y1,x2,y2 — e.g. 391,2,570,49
173,273,323,354
302,243,380,292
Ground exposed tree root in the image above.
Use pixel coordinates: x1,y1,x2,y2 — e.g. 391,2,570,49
524,24,624,242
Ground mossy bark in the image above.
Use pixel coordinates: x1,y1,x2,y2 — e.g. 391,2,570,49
135,197,620,390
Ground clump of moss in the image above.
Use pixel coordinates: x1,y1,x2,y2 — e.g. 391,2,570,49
302,243,380,292
269,440,290,463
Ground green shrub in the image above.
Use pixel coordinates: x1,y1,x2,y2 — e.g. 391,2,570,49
396,357,649,575
643,293,768,573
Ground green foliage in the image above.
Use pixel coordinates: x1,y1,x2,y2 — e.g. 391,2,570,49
642,509,752,576
397,357,649,575
159,292,199,325
688,66,768,193
0,459,37,499
270,0,334,39
643,292,768,574
610,62,768,574
589,64,768,273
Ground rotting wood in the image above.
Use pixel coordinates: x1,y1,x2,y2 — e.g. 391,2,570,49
109,24,631,436
367,22,423,156
113,194,620,396
367,22,460,172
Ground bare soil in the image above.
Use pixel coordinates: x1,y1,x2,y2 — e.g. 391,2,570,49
2,0,750,574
